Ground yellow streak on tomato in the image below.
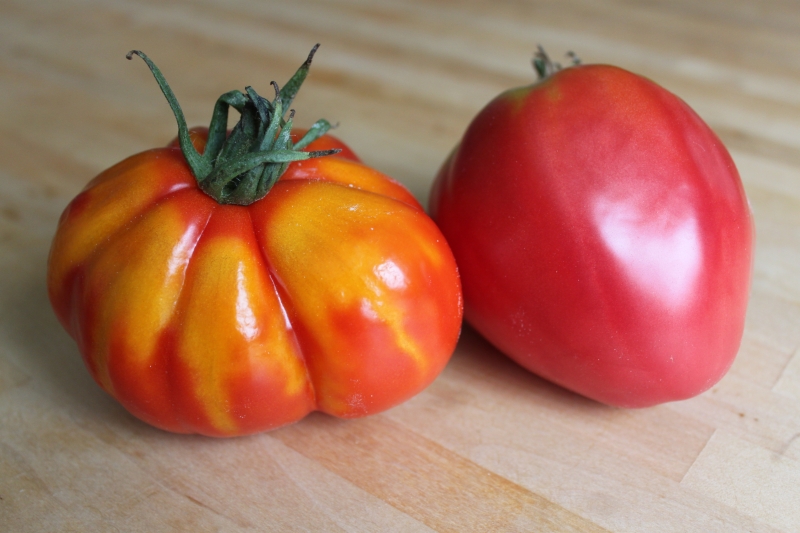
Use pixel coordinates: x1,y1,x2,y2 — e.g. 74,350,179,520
80,195,204,394
257,181,444,414
48,151,192,325
175,224,309,433
284,157,422,210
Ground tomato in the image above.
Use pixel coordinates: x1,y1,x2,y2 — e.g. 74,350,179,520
47,47,462,436
429,50,753,408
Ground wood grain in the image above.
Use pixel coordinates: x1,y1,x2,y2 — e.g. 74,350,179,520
1,0,799,531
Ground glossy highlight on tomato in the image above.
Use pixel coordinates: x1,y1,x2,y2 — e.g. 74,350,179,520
47,48,462,436
430,53,753,408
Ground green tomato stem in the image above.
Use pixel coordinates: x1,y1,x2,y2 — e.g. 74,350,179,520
532,45,581,81
127,44,340,206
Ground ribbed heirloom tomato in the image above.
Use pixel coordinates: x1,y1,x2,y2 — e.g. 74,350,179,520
48,46,462,436
430,50,753,408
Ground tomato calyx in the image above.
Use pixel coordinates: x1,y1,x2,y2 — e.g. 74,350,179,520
532,45,581,81
127,45,340,206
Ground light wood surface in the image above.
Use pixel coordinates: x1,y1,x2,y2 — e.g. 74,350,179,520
2,1,800,531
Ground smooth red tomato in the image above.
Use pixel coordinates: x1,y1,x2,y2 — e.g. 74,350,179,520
430,55,753,408
47,48,462,436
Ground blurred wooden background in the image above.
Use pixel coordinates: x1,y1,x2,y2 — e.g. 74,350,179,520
2,1,800,531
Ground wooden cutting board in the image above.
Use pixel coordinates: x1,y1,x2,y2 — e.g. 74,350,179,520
2,1,799,531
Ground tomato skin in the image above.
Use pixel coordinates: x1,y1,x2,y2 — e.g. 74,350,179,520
48,133,462,436
430,64,753,408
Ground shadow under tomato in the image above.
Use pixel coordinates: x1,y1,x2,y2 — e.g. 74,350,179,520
0,244,130,425
446,323,613,415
